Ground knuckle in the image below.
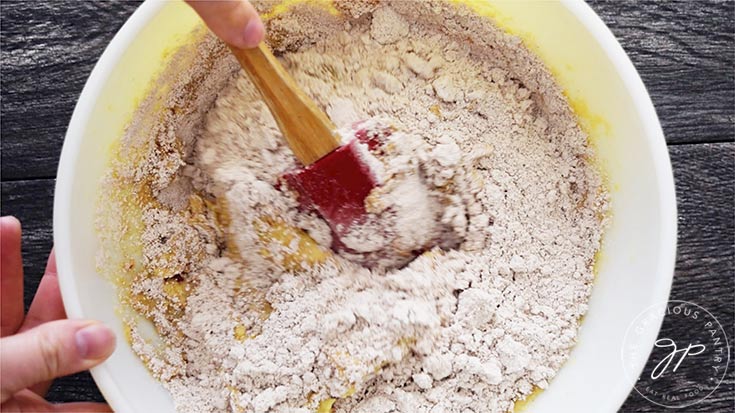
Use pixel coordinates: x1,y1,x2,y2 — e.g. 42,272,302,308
34,327,63,378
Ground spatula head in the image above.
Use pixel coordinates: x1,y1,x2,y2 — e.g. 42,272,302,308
282,122,392,249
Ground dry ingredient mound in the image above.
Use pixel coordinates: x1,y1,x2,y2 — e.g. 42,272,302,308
286,119,472,269
97,1,608,413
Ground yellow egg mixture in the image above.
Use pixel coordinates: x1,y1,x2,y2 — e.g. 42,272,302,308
96,1,608,412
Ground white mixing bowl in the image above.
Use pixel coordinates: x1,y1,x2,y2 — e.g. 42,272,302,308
54,1,676,412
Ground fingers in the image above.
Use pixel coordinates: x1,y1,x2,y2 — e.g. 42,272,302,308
186,0,264,49
0,389,54,412
1,389,111,413
1,216,24,337
20,250,65,396
0,319,116,403
21,249,66,333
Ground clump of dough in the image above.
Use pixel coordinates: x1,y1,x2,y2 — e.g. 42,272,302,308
330,119,480,269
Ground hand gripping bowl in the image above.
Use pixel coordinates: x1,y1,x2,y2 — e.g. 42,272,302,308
54,1,676,412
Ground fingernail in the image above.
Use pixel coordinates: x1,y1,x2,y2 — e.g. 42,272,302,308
0,215,20,228
242,18,264,48
75,323,116,359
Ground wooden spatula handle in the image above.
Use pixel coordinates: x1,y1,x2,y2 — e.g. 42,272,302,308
230,43,341,166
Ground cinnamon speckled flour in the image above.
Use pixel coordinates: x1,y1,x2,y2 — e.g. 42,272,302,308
97,2,608,413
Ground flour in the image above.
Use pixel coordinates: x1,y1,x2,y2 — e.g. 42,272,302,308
316,120,472,269
99,1,608,413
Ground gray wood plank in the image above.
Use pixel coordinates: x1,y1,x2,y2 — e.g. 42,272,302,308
0,0,142,181
1,1,733,180
0,179,54,308
620,142,735,412
588,0,735,145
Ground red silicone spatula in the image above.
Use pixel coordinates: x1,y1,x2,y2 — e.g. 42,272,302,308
230,44,383,249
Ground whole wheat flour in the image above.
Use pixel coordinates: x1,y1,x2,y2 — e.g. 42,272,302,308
283,119,472,269
97,1,608,413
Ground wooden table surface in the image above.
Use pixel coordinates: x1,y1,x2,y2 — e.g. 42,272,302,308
1,1,732,411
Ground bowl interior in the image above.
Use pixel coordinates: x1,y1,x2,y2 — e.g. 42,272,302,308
55,1,676,412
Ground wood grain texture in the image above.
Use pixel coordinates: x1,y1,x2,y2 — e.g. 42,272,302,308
0,179,54,308
0,0,733,411
0,0,141,181
2,1,733,180
620,143,735,412
587,0,735,145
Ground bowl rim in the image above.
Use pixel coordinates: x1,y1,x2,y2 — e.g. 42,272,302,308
562,0,677,407
54,1,677,412
54,1,167,411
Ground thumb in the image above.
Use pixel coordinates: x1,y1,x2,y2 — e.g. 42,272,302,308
186,0,265,49
0,320,115,402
